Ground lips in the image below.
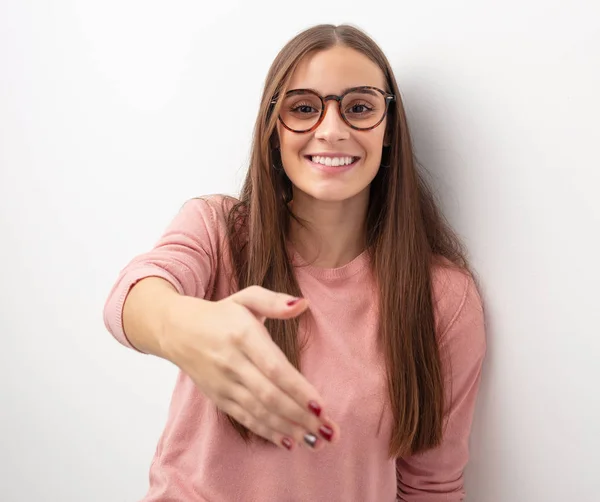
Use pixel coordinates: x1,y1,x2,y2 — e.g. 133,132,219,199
304,154,361,168
304,155,361,174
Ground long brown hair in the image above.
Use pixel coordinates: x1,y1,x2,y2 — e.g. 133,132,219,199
223,24,471,457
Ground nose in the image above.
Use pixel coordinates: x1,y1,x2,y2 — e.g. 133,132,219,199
314,100,350,143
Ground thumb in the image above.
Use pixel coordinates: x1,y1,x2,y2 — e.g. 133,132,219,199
229,285,308,323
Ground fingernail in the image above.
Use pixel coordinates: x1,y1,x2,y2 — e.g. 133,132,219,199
281,437,293,450
318,424,334,442
286,297,302,307
303,433,318,448
308,400,321,417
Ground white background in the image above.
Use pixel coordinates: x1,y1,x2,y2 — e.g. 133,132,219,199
1,1,599,501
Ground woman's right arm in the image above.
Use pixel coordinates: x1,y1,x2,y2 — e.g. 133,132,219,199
103,197,216,351
103,197,339,451
120,276,181,357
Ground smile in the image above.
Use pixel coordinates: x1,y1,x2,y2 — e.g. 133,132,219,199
308,155,359,167
304,154,361,174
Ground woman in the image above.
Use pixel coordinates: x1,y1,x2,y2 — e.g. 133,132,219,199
104,23,486,501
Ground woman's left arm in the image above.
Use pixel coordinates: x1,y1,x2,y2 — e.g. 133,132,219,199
396,272,487,501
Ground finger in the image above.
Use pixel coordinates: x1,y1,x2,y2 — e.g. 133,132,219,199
318,411,340,444
230,285,309,321
218,398,296,451
230,360,328,448
235,318,337,434
227,383,324,451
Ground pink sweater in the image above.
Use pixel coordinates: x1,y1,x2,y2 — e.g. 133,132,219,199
103,195,486,502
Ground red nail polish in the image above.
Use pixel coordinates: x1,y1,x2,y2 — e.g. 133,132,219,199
319,424,333,442
308,400,321,417
287,298,302,307
281,437,293,450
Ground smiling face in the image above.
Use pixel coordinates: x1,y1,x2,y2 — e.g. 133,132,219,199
276,45,389,204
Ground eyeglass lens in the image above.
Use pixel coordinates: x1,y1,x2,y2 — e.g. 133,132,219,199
280,89,387,132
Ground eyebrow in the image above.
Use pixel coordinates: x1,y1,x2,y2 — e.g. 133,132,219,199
342,87,379,96
289,86,381,96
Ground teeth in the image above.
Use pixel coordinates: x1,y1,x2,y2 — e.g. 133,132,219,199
310,156,355,166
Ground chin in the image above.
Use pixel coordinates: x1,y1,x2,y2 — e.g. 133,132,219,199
296,185,369,204
310,193,350,203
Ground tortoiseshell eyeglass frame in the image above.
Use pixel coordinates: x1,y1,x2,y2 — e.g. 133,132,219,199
270,86,396,133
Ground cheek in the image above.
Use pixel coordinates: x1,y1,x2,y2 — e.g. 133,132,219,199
279,130,307,162
363,132,386,164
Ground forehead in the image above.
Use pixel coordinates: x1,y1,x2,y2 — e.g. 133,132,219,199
287,45,386,94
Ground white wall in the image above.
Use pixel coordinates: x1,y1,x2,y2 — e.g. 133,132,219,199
1,1,598,501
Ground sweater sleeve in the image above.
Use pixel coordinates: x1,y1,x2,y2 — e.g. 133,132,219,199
396,271,487,501
102,196,228,352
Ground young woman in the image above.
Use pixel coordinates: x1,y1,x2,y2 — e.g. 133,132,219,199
104,23,486,502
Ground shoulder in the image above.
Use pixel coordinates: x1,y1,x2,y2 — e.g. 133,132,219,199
176,194,241,235
430,256,485,346
161,194,241,257
181,193,240,223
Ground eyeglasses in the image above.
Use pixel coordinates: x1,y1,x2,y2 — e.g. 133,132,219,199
272,86,395,133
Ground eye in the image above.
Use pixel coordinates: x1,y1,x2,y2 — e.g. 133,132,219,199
351,104,367,113
291,102,319,114
346,102,374,115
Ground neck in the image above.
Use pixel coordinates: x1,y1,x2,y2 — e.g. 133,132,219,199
288,189,369,268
